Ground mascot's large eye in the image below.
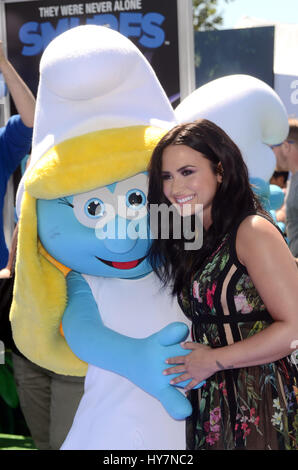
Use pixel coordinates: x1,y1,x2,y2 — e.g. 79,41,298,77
126,189,146,210
85,198,105,218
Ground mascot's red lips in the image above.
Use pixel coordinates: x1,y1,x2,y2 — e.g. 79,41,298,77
95,256,146,269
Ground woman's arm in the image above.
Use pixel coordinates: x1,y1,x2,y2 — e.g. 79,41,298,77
165,215,298,389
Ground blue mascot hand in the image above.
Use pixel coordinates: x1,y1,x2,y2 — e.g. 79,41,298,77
154,323,205,390
157,321,189,346
130,323,193,420
62,271,203,420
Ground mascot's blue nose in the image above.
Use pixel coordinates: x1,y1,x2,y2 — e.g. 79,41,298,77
99,216,139,254
103,236,138,254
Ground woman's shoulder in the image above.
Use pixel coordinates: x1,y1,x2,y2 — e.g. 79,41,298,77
228,212,276,249
236,214,286,266
237,214,280,239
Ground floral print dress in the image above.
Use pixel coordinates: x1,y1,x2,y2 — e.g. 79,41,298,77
180,215,298,450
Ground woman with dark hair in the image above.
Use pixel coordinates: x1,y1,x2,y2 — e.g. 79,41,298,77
147,119,298,450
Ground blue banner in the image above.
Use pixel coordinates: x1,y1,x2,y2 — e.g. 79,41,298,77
5,0,180,109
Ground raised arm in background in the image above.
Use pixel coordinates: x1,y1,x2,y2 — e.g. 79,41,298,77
0,40,35,127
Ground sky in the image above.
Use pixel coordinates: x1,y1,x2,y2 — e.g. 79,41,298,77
217,0,298,29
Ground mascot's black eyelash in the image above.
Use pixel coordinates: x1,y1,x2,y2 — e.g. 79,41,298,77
58,197,74,208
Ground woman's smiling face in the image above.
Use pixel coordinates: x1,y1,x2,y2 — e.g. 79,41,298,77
161,144,222,229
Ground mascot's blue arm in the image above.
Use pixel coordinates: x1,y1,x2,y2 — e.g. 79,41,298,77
62,271,204,420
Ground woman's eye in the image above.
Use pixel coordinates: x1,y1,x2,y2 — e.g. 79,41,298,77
182,169,193,176
126,189,146,209
84,198,105,218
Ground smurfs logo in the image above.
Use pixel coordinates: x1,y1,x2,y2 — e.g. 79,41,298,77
19,1,166,56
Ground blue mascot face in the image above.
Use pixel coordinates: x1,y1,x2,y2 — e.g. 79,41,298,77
37,173,152,278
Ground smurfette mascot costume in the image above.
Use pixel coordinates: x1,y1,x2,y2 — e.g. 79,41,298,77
11,26,199,450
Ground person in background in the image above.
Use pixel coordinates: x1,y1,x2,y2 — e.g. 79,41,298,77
270,170,289,190
269,171,288,225
0,40,34,269
271,118,298,261
147,119,298,450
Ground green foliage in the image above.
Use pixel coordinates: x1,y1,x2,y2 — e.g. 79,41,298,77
0,351,18,435
193,0,235,31
0,433,36,450
0,352,19,409
0,350,30,436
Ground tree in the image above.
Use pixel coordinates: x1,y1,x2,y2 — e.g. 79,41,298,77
193,0,235,31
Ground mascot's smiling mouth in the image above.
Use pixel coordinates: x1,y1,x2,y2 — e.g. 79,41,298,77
95,256,147,269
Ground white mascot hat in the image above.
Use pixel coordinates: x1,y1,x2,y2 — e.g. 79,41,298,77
32,24,175,165
16,24,176,213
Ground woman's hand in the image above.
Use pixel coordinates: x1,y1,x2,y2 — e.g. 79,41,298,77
164,342,218,391
0,268,11,279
